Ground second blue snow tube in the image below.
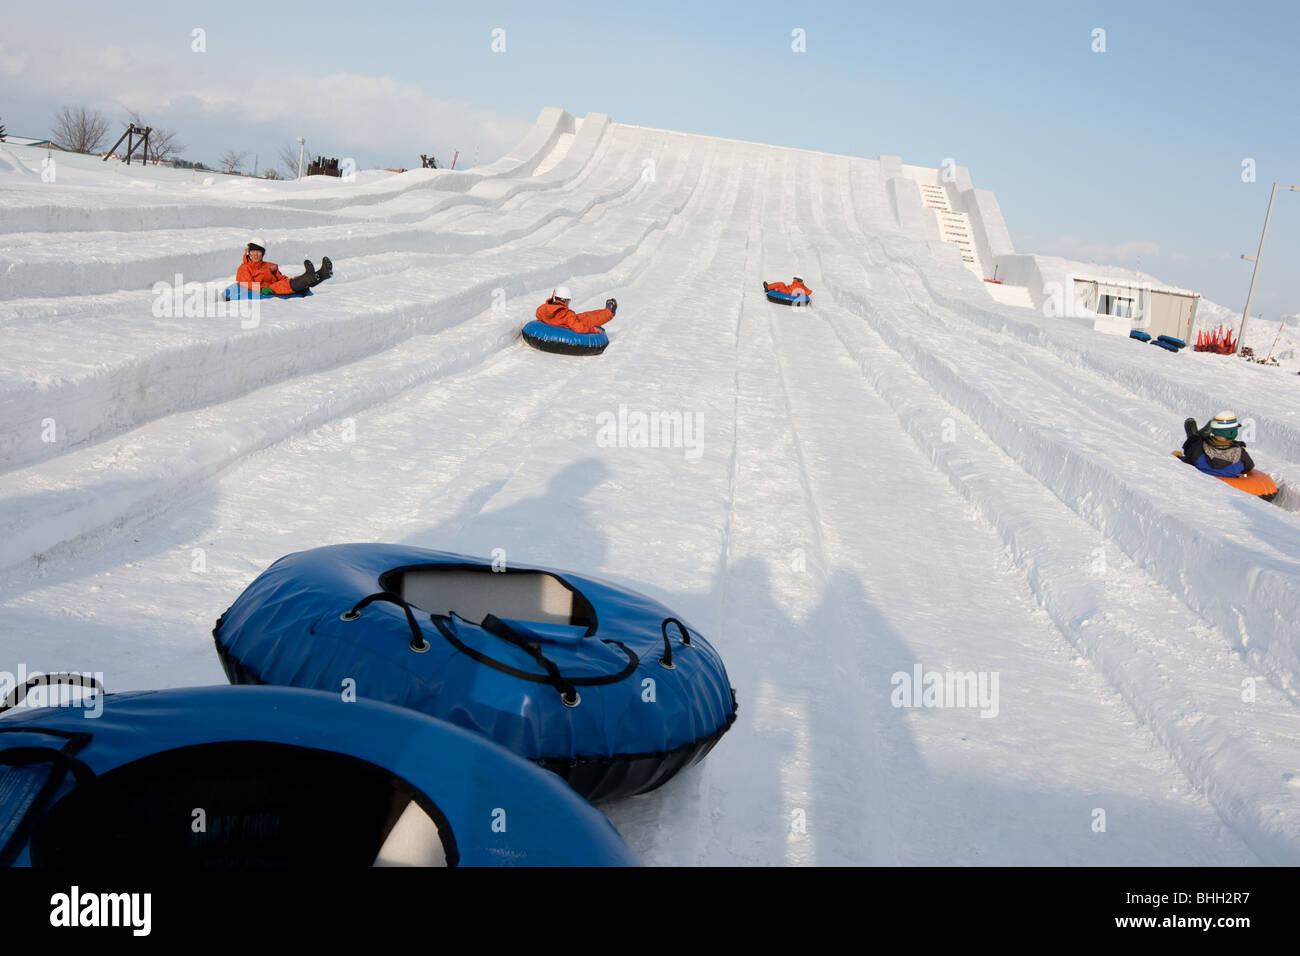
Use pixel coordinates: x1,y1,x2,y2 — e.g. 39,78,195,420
212,544,738,802
521,320,608,355
0,685,639,867
222,283,312,301
765,289,811,307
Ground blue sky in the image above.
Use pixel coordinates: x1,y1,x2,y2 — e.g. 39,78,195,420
4,0,1298,319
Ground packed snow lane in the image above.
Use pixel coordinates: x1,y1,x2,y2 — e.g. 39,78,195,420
790,147,1300,863
0,111,1294,866
671,150,1258,865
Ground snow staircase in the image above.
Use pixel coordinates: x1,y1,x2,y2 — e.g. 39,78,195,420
918,183,984,280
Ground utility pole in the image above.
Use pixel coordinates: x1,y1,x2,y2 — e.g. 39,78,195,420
1237,182,1299,354
296,137,306,181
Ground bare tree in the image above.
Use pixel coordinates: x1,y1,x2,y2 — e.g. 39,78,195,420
278,142,303,179
126,111,184,163
218,150,247,174
149,129,184,164
261,168,283,180
0,118,6,142
52,105,110,153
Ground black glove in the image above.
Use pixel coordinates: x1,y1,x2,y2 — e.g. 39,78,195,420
605,298,617,316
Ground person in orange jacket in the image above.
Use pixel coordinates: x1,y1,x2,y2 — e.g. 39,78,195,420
535,285,616,334
764,276,812,296
236,237,333,295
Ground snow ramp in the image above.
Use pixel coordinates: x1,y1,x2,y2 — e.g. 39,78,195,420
0,108,1297,865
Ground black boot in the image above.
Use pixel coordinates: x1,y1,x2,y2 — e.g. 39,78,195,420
317,256,333,281
289,273,314,293
298,259,325,289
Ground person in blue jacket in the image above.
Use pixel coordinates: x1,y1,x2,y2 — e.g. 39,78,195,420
1181,411,1255,477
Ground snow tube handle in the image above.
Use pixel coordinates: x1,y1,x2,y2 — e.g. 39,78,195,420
1,673,105,713
659,618,692,670
343,592,430,652
479,615,580,706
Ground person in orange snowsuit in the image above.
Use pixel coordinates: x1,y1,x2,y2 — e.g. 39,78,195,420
236,237,333,295
535,285,616,334
764,276,812,296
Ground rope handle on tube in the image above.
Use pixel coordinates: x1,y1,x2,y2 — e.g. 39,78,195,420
1,674,106,713
479,615,580,706
659,617,692,670
343,592,430,652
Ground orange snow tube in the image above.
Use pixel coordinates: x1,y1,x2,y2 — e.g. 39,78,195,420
1216,469,1279,500
1172,453,1279,501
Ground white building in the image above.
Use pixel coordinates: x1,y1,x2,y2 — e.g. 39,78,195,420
1072,275,1200,343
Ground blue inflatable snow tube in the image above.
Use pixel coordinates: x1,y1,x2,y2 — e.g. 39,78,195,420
1129,330,1151,342
0,685,639,867
222,283,311,301
213,544,738,802
765,289,811,307
521,320,608,355
1157,334,1187,349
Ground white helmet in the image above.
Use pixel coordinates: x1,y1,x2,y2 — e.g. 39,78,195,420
247,236,267,252
553,285,572,301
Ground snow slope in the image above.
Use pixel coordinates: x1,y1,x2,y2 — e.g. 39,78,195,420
1,109,1297,865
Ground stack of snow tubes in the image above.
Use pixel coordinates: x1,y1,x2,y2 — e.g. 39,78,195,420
0,685,639,866
212,544,738,802
521,320,608,355
2,545,734,864
1151,334,1187,353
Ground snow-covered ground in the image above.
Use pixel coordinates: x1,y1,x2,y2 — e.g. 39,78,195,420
1,109,1297,865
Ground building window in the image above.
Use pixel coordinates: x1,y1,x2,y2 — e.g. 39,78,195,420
1098,294,1134,318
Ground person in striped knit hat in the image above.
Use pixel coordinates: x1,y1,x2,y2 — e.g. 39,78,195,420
1181,411,1255,477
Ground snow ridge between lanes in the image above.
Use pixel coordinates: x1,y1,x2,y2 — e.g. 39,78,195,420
0,129,697,475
